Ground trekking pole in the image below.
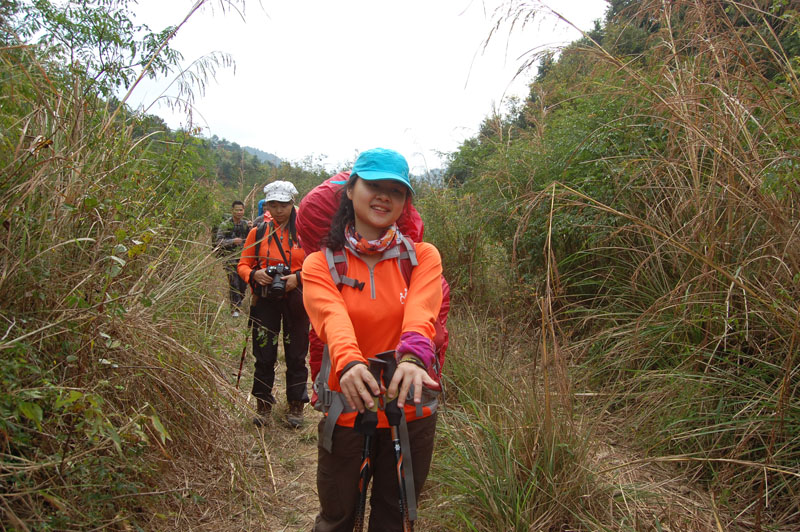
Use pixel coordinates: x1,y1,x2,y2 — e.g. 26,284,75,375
235,333,248,389
352,359,383,532
235,310,254,389
376,351,413,532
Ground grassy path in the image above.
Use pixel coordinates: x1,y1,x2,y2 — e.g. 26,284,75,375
213,312,323,531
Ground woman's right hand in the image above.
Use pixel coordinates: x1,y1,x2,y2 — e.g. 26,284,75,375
252,269,273,286
339,363,381,413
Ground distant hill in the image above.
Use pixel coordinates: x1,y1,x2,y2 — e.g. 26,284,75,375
411,167,445,186
243,146,281,167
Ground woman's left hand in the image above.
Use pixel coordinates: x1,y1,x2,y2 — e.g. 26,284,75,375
282,274,299,292
387,362,437,408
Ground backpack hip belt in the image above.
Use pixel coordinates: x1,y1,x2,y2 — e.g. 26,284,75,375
314,345,439,454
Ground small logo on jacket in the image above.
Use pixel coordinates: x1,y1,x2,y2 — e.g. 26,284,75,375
399,288,408,305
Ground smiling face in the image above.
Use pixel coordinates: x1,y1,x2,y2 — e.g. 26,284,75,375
266,200,293,226
346,178,408,240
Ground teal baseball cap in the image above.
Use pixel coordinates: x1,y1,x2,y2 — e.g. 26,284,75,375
348,147,414,194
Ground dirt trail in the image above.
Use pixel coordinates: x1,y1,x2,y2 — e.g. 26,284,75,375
242,401,323,531
221,334,323,532
147,302,324,532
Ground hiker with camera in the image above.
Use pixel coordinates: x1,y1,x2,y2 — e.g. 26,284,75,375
238,180,309,428
302,148,443,531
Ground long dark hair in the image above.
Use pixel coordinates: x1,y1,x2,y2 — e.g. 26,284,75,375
322,175,357,251
287,206,298,245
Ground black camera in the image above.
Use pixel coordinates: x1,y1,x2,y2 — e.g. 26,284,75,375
261,263,291,300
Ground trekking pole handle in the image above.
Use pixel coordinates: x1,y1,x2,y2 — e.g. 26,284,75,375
367,358,386,409
375,351,403,425
375,350,397,388
354,359,384,435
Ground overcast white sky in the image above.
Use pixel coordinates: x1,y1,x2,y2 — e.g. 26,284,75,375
128,0,608,173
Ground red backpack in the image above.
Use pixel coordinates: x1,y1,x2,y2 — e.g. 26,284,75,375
297,172,450,404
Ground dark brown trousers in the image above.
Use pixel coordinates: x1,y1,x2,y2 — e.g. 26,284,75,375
313,413,437,532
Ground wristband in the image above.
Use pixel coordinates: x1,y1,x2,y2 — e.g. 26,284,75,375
249,269,260,289
395,332,435,369
338,360,367,379
398,354,426,370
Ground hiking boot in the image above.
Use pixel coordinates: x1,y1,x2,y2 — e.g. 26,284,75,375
253,399,272,427
287,401,304,429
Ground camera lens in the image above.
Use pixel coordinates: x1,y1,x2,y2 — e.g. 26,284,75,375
267,264,287,300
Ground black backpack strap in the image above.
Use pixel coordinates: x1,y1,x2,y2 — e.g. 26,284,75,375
269,229,291,268
253,221,269,270
254,221,293,270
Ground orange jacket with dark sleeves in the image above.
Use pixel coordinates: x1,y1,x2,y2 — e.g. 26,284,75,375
302,241,443,428
237,222,305,284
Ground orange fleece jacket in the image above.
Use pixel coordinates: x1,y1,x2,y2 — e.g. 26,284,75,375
302,241,443,427
237,222,305,283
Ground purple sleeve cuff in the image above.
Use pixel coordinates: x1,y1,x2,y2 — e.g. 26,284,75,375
395,332,435,369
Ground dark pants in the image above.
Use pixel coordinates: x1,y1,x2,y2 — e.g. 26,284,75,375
250,288,310,404
313,413,437,532
226,264,247,310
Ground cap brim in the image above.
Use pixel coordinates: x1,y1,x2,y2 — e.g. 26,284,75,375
353,171,414,194
264,195,294,203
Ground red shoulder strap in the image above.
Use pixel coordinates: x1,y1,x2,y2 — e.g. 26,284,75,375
398,236,415,286
399,255,413,286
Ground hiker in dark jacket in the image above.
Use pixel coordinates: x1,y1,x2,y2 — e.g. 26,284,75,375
216,200,251,317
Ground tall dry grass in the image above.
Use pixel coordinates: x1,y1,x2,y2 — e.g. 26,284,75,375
423,1,799,530
424,304,605,531
507,1,800,529
0,6,275,529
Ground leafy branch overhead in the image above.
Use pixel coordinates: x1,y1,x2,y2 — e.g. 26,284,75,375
11,0,183,95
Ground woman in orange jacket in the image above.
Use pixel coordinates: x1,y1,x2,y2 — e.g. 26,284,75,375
238,180,309,428
302,148,443,531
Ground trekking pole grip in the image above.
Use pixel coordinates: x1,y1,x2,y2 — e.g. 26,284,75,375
375,350,402,425
355,359,384,434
